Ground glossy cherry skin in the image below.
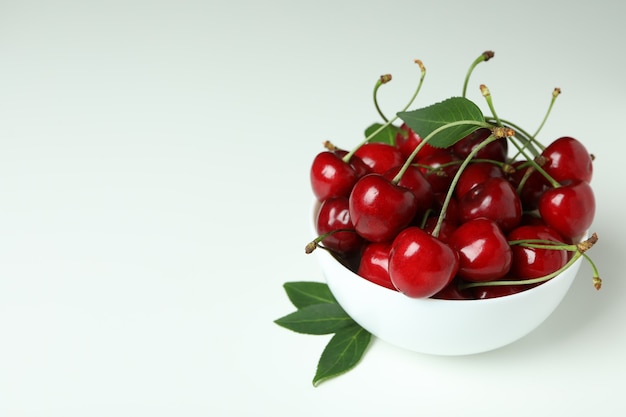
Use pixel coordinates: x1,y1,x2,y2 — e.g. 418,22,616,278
454,162,505,199
389,227,459,298
452,128,508,163
349,174,418,243
458,176,522,232
448,218,512,282
357,241,397,290
395,123,440,160
383,165,434,217
417,150,462,194
353,142,405,175
315,197,364,255
507,224,567,280
310,151,369,201
538,180,595,241
541,136,593,183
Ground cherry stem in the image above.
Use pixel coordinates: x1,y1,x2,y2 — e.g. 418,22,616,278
462,50,494,98
487,117,542,157
532,87,561,138
305,229,355,254
480,84,502,127
373,74,393,123
342,60,426,164
506,136,560,188
430,132,502,237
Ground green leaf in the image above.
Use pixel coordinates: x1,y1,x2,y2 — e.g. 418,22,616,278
313,323,372,386
397,96,486,148
274,303,355,335
364,122,400,145
283,281,337,309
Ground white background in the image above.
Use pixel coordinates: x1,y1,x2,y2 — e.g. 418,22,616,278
1,0,624,416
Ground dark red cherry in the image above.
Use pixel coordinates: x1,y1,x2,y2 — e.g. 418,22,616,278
541,136,593,183
353,142,405,175
389,227,459,298
508,161,550,211
458,176,522,232
395,123,440,160
417,150,462,194
454,161,505,199
448,218,512,282
315,197,364,254
383,165,434,217
452,128,508,163
310,151,369,201
422,216,457,243
507,224,567,280
348,174,418,242
357,241,397,290
538,180,595,241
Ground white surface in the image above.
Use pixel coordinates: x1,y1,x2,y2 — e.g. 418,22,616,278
0,0,624,416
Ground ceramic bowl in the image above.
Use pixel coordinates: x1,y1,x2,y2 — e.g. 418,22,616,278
311,200,584,355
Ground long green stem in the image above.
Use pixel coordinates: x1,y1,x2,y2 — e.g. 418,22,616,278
373,74,392,122
532,87,561,138
462,51,494,98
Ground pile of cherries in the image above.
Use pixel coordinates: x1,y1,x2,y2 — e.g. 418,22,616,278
308,54,599,300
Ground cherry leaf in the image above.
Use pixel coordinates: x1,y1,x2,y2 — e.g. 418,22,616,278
364,123,401,145
313,323,372,386
283,281,337,309
274,303,355,335
397,96,486,148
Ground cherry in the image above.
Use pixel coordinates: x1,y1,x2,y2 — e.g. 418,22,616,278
507,224,567,280
422,216,457,243
538,180,595,241
452,127,508,163
357,241,397,290
458,176,522,232
389,227,459,298
417,150,462,194
310,151,369,201
541,136,593,183
353,142,405,175
431,192,461,226
454,161,505,199
383,165,434,217
508,161,550,211
315,197,364,255
448,218,512,282
395,123,440,160
471,280,531,299
348,174,418,242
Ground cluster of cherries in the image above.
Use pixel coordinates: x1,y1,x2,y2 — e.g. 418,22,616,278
307,54,600,300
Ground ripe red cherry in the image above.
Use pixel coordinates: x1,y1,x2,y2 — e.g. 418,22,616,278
454,162,505,199
395,123,440,160
357,241,397,290
452,128,508,163
353,142,405,175
389,227,459,298
349,174,418,242
508,161,550,211
448,218,512,282
507,224,567,280
458,176,522,232
422,216,457,243
538,180,595,241
541,136,593,183
310,151,369,201
315,197,364,255
417,150,462,194
383,165,434,217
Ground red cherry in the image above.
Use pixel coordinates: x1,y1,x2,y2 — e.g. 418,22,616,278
541,136,593,183
315,197,364,255
383,165,434,217
357,241,397,290
388,227,459,298
349,174,418,242
310,151,369,201
452,128,508,163
395,123,440,160
458,177,522,232
538,180,595,241
448,218,512,282
507,224,567,280
454,162,505,199
353,142,405,175
417,150,462,194
472,281,532,299
422,216,457,243
508,161,550,211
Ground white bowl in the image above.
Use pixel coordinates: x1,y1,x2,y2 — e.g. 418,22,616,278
311,201,584,355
